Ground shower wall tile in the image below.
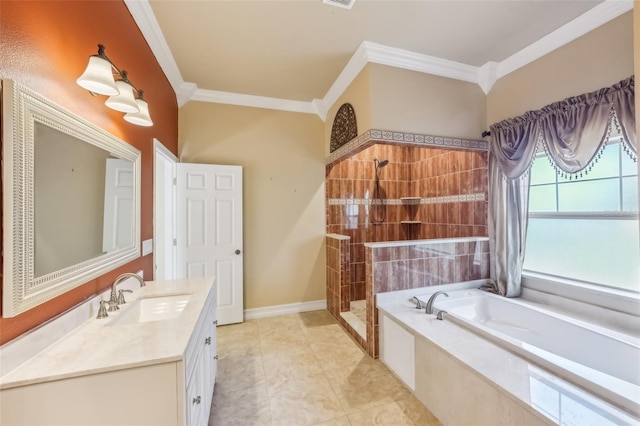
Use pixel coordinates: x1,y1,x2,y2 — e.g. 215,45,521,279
374,247,391,262
366,237,490,357
325,235,351,317
425,257,440,286
325,141,489,358
325,236,375,353
408,258,426,288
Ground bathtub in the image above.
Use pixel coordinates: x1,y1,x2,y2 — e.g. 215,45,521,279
417,289,640,417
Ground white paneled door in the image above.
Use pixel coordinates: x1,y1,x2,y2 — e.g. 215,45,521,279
176,163,244,325
103,158,134,253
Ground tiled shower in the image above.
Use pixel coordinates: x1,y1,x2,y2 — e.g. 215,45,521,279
325,140,490,355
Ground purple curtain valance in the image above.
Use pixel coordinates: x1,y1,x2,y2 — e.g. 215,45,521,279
490,76,636,179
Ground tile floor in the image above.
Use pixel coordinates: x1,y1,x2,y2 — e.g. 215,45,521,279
209,310,442,426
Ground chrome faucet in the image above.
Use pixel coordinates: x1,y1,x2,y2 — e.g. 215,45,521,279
107,273,146,312
425,291,449,314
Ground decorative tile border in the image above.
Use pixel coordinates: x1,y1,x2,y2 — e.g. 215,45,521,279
328,192,485,205
326,128,489,165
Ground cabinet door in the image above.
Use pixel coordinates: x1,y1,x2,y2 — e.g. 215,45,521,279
211,315,217,393
184,279,218,424
186,347,205,426
202,311,217,410
202,323,213,408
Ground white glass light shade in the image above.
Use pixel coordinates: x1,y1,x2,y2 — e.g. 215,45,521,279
105,80,140,113
76,56,119,96
124,98,153,127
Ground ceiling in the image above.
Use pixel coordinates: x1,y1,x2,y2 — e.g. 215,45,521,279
125,0,631,118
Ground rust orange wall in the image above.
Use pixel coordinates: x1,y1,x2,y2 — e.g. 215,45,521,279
0,0,178,344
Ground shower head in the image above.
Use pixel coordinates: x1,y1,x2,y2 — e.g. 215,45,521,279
374,158,389,168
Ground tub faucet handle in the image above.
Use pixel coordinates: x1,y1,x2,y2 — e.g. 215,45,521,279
436,310,447,320
411,296,423,309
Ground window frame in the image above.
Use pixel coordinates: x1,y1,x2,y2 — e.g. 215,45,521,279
521,271,640,317
523,139,639,296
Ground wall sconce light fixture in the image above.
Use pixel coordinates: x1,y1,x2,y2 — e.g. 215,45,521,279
77,44,153,127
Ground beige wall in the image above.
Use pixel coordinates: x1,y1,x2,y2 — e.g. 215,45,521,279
324,66,372,155
368,64,486,140
324,64,487,154
487,11,634,125
179,103,326,309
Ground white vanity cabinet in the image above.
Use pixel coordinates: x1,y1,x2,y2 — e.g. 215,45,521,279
183,288,217,425
0,277,217,426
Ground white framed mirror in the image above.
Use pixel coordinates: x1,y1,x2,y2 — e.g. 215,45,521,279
2,80,141,317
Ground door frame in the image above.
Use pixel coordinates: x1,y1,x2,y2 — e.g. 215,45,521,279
153,139,178,280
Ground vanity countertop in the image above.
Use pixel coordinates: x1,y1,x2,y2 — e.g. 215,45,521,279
0,277,215,390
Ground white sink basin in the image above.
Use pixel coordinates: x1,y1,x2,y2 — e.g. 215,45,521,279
108,294,191,325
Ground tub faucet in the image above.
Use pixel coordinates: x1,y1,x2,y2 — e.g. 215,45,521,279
425,291,449,314
108,273,146,312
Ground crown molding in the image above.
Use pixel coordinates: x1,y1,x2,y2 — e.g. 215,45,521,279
191,89,318,114
498,0,633,78
364,41,478,84
176,82,197,107
314,41,369,120
127,0,633,120
314,41,483,118
123,0,184,97
477,61,500,95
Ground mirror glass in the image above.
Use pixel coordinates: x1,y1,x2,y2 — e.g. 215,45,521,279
2,80,141,317
34,123,135,277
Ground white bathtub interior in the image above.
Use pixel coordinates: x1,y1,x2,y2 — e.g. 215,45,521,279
415,289,640,418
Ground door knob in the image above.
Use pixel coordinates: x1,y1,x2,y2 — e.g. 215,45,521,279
235,249,241,255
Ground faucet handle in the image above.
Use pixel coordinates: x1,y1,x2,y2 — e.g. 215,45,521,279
411,296,423,309
117,289,133,305
97,298,109,319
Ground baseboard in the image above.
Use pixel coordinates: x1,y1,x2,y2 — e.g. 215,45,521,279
244,299,327,320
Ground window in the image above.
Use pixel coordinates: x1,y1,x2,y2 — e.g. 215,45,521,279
523,138,639,292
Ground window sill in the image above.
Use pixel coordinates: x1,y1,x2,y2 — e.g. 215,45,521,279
521,271,640,317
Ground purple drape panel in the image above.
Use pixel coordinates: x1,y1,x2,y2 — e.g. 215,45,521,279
488,156,530,297
490,113,541,179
